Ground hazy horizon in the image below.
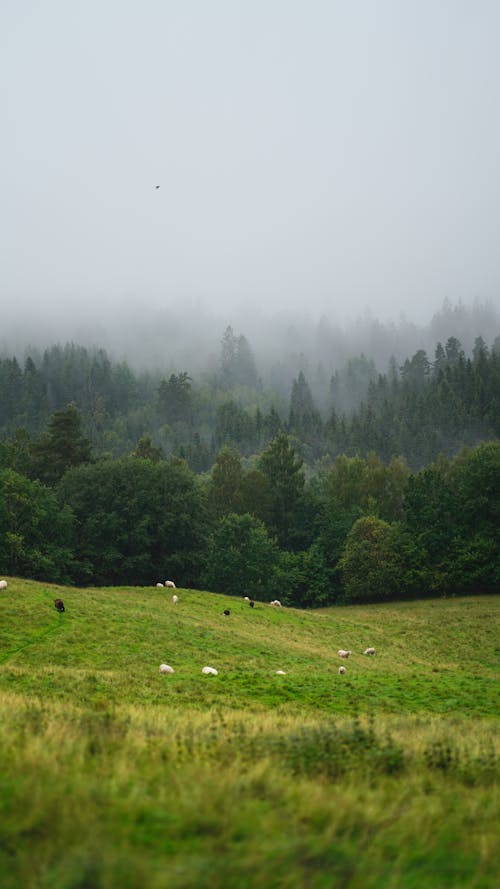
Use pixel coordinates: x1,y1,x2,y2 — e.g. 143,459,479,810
2,1,500,334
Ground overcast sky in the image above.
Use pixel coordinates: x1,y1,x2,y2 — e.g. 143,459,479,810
2,0,499,332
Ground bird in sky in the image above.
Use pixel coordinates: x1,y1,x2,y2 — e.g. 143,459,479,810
154,185,160,189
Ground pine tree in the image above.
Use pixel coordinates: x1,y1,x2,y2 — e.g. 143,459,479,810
158,372,192,425
30,404,93,485
258,431,305,547
208,448,244,519
132,435,163,463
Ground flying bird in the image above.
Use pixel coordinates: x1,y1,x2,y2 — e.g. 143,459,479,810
154,185,160,189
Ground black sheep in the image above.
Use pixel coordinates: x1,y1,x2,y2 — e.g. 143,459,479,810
223,609,230,616
249,600,255,608
54,598,65,613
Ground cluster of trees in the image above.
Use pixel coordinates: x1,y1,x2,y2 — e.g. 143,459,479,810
0,402,498,604
0,332,499,473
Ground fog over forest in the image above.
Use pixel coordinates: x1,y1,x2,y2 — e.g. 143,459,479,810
2,298,499,383
2,2,500,376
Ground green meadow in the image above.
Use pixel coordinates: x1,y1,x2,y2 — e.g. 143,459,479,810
0,580,498,888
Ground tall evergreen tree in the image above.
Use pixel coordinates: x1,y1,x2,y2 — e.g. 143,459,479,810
433,342,447,377
158,372,192,425
220,326,238,387
445,336,464,366
258,432,305,547
30,404,93,486
235,334,258,387
208,448,244,519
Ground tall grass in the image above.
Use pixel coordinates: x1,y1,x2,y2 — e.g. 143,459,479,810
0,580,498,887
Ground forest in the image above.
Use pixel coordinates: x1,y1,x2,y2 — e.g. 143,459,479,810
0,318,499,604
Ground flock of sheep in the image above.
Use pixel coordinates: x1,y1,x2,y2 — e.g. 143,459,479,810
154,583,377,679
158,647,377,679
0,578,377,680
336,647,376,674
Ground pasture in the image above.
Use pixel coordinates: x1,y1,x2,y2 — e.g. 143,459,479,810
0,580,498,888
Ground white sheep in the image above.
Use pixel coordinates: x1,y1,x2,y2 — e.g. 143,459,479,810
243,596,250,601
338,649,351,659
172,594,179,604
165,580,176,589
159,664,174,674
363,647,376,656
0,580,7,590
156,582,164,588
270,599,282,607
202,666,218,675
275,670,287,675
338,666,346,675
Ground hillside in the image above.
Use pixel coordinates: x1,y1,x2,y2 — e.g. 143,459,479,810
1,580,498,717
0,580,498,888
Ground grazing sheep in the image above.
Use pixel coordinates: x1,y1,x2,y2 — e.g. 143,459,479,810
270,599,282,607
249,600,255,608
159,664,174,674
276,670,287,675
223,609,230,616
363,647,376,656
338,666,346,675
165,580,176,589
202,666,218,675
0,580,7,590
172,594,179,604
243,596,250,601
54,599,65,613
338,649,351,659
156,582,164,588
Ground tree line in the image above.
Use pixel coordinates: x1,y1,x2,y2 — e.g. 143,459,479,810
0,330,499,472
0,402,498,603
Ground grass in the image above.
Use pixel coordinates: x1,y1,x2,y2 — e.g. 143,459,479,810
0,579,498,888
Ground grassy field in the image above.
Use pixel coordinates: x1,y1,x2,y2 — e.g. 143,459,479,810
0,579,498,888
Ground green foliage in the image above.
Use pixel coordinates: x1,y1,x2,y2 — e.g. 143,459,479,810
272,543,332,607
258,432,305,548
1,333,499,473
131,434,163,463
58,457,208,586
0,469,74,581
403,442,500,595
215,400,256,454
288,371,323,456
400,349,431,385
203,512,278,598
219,325,258,388
30,404,93,486
0,331,499,601
157,371,192,425
272,716,405,779
207,447,244,519
339,516,405,603
239,467,274,527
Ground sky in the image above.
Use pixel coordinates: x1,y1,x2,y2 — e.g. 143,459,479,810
1,0,500,335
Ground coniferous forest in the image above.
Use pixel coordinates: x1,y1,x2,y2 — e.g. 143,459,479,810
0,317,499,603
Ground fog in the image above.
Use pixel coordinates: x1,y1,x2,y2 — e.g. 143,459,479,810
2,1,500,364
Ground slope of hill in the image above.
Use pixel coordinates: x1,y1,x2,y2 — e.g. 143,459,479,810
0,580,498,889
